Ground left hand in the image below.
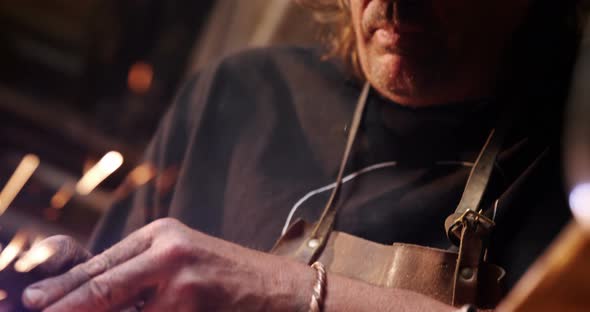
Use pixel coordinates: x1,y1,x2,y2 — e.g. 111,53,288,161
22,218,314,312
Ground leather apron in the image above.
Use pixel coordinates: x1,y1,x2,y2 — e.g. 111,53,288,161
270,83,509,309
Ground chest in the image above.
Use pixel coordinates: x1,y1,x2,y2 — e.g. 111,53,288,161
217,135,474,251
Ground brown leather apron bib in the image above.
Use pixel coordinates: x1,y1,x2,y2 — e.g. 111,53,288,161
270,83,509,309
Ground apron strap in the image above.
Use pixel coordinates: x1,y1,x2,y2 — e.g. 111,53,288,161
293,82,371,264
291,82,514,307
445,104,515,305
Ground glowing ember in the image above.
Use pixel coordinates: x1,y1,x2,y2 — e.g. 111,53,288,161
76,151,124,195
14,244,55,273
0,232,27,272
0,154,40,215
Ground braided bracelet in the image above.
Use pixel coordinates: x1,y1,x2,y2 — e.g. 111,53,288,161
309,262,327,312
455,305,477,312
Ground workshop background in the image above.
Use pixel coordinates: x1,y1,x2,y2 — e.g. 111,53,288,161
0,0,320,244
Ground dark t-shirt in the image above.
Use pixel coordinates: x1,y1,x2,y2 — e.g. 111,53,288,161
91,46,571,290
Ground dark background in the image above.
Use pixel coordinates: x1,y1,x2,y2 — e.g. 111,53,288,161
0,0,318,244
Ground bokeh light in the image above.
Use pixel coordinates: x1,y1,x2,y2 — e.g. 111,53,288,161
76,151,124,195
0,154,40,215
127,62,154,94
569,182,590,229
14,244,55,273
0,232,27,272
129,163,155,186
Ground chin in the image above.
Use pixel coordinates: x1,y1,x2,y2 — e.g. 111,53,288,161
367,55,418,98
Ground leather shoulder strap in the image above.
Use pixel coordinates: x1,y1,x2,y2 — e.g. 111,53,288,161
293,82,371,264
445,105,515,245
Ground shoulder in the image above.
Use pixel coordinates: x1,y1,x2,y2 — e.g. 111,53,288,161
195,45,350,95
218,46,344,76
172,46,356,127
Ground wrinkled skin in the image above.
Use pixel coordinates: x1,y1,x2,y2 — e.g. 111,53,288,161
22,218,453,312
23,219,312,312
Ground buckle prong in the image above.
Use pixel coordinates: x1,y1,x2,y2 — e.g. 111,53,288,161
447,209,495,245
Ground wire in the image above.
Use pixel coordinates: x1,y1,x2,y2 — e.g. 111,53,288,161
281,160,474,235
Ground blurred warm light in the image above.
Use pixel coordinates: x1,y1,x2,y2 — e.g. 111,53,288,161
83,158,98,175
0,154,40,216
155,166,179,194
129,164,155,186
569,183,590,228
128,62,154,94
50,186,74,209
0,232,27,272
32,235,45,246
76,151,124,195
14,244,55,273
0,290,6,301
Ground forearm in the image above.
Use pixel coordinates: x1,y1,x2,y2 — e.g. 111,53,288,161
325,273,455,312
273,257,455,312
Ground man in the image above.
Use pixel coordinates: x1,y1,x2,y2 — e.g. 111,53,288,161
20,0,582,311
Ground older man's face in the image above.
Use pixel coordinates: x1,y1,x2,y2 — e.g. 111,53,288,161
350,0,530,106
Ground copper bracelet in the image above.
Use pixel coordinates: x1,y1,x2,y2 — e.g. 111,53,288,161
456,305,477,312
309,262,327,312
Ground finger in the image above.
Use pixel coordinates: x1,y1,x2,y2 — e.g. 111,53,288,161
44,250,160,312
23,229,152,310
31,235,92,276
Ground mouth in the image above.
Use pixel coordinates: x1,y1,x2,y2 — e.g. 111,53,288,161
362,0,431,36
361,0,436,56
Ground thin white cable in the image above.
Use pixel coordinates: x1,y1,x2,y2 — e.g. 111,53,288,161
281,161,397,235
281,160,475,235
492,199,499,222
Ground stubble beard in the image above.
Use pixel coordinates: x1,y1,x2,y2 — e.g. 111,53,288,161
365,50,448,99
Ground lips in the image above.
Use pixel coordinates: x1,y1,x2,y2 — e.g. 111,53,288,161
362,0,391,36
361,0,437,56
362,0,431,36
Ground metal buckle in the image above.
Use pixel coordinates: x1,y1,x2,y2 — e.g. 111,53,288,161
447,209,496,246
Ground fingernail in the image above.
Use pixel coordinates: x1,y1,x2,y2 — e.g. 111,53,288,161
23,288,46,308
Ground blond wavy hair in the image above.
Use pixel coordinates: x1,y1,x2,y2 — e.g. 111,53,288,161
295,0,362,78
297,0,588,82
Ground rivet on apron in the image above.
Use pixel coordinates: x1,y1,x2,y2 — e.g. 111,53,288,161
307,238,320,249
460,267,474,280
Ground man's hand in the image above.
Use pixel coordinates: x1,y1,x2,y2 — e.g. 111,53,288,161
22,218,314,312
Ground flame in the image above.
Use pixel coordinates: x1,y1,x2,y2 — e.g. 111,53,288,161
14,244,55,273
76,151,124,195
0,154,40,215
0,232,27,272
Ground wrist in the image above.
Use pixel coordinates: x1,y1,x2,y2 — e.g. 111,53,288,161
260,255,316,312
